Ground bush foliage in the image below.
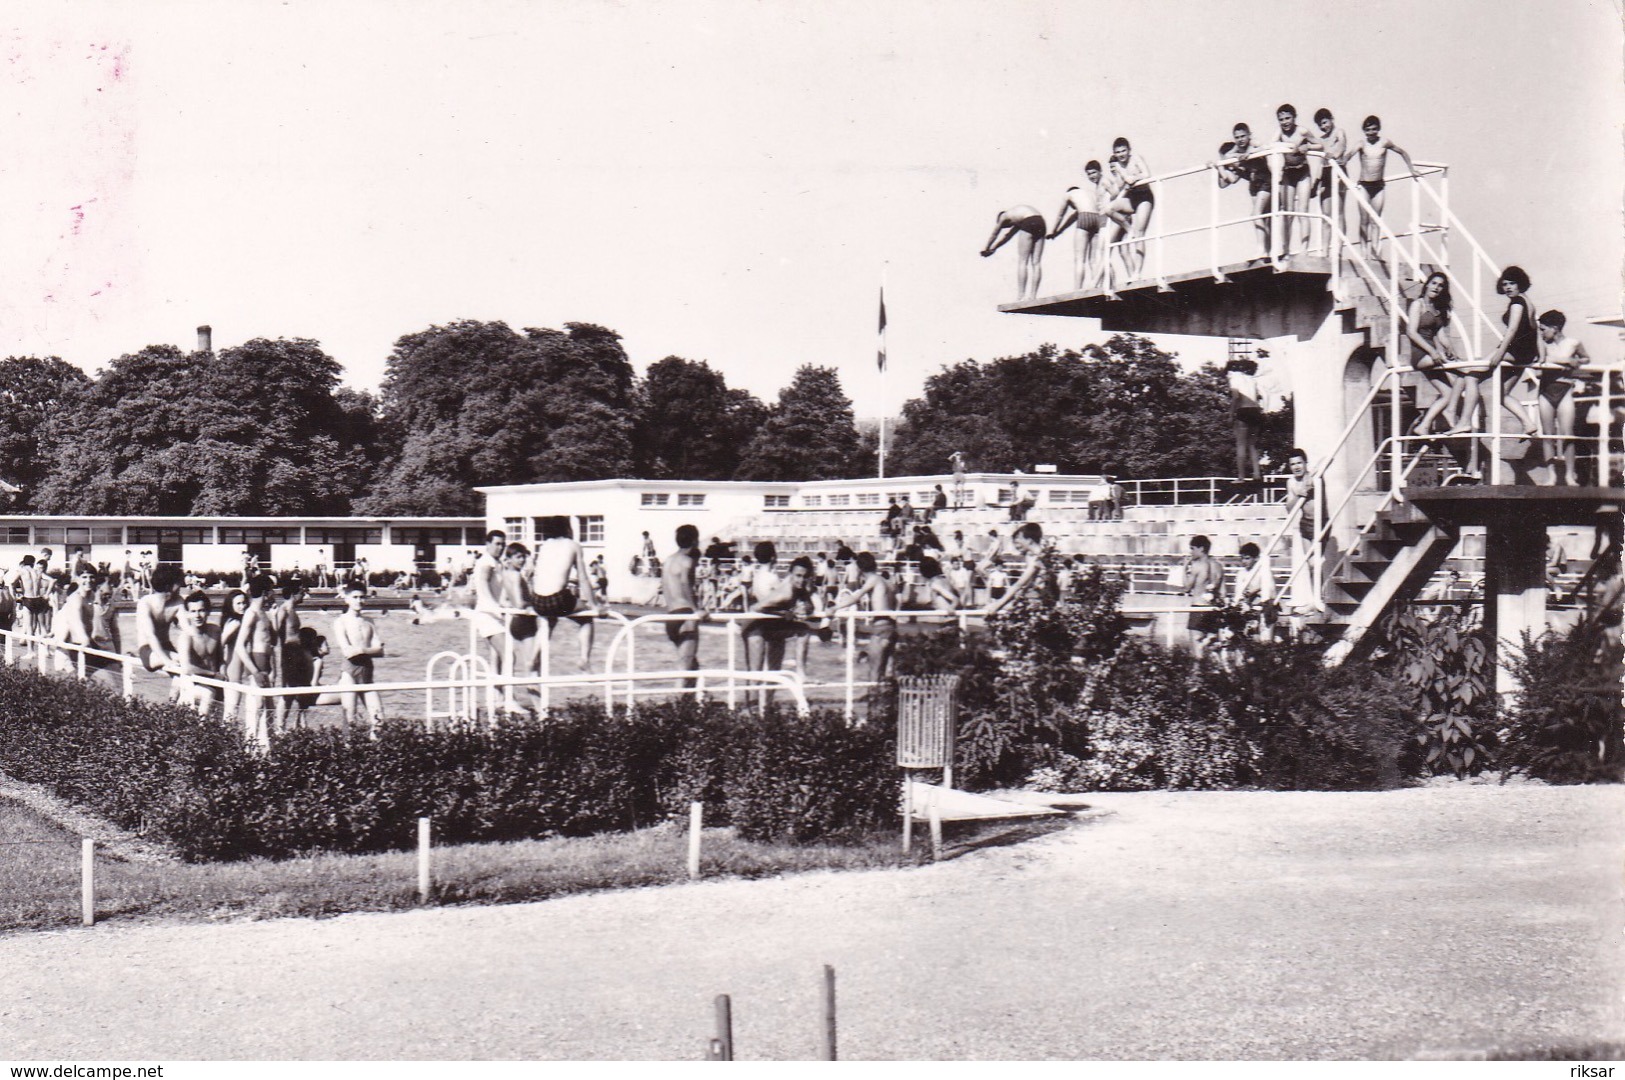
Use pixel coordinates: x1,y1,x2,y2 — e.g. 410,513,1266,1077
0,670,896,861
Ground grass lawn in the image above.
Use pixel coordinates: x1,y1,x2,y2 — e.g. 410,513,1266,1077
1,796,958,934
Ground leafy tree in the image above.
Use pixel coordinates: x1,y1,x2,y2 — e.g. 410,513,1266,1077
888,334,1274,480
34,339,374,516
736,365,865,481
358,320,639,514
633,356,767,480
0,357,92,507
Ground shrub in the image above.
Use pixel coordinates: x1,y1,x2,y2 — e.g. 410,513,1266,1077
961,555,1128,786
0,666,898,861
1375,606,1495,777
1501,612,1624,783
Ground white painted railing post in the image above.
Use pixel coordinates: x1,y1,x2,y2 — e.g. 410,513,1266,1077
687,801,703,879
81,838,95,927
417,816,432,903
1490,364,1504,486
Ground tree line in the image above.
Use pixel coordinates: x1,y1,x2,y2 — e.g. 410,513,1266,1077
0,323,1289,517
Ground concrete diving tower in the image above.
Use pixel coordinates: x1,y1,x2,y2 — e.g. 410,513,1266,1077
996,157,1623,688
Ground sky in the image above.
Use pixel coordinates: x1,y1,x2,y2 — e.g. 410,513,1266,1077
0,0,1619,418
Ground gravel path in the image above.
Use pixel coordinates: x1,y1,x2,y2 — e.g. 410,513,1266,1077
2,783,1621,1060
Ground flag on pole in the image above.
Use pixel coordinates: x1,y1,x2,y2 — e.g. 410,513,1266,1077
876,286,887,372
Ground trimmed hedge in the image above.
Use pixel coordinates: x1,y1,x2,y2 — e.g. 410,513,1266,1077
0,666,897,861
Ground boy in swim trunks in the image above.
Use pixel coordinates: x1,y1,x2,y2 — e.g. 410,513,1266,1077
1104,137,1154,282
530,515,605,673
1305,108,1348,244
980,206,1047,300
1536,310,1591,485
1213,123,1274,261
1273,105,1314,257
661,524,707,689
332,582,385,733
236,575,279,739
174,591,223,715
1341,116,1416,262
827,551,898,683
1048,161,1108,290
133,566,184,699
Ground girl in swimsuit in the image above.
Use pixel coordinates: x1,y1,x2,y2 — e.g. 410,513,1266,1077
1449,265,1542,447
1404,272,1465,438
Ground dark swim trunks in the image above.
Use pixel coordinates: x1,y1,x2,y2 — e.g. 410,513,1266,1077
20,596,49,616
1127,184,1154,208
1357,179,1385,200
1539,377,1575,408
344,654,374,684
665,607,699,645
532,586,579,620
1280,162,1311,185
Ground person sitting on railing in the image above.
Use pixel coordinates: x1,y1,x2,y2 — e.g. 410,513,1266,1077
1272,104,1315,258
531,515,607,673
979,205,1047,301
1104,137,1154,282
1048,160,1109,291
1306,108,1349,242
1404,271,1466,439
1212,125,1273,262
1452,265,1543,448
1340,116,1417,264
1535,310,1591,485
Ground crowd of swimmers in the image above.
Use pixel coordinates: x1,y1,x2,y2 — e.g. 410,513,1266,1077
983,105,1420,299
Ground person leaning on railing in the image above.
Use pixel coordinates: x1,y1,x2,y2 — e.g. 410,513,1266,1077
1534,310,1590,485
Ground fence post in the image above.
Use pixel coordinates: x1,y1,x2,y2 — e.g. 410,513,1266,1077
819,965,837,1061
687,801,703,880
81,838,95,926
928,795,943,862
417,816,432,903
711,994,734,1060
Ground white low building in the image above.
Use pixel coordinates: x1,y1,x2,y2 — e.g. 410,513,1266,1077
478,472,1109,602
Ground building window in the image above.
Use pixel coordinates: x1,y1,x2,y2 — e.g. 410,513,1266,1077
577,515,605,544
856,493,880,506
677,493,705,507
128,527,213,545
307,527,383,545
764,495,790,508
219,527,297,545
803,495,823,507
640,493,670,506
503,517,527,543
394,527,464,546
1,527,29,543
89,527,123,544
828,494,851,506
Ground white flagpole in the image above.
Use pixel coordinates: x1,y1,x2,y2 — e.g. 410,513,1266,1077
878,268,888,480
